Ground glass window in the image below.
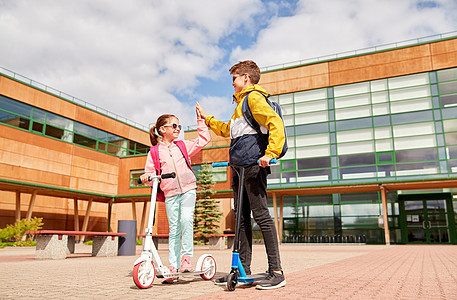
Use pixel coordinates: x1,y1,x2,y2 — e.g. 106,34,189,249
389,86,430,102
297,169,331,182
395,148,438,162
334,93,370,108
340,166,377,179
130,169,144,188
294,100,327,114
376,152,394,164
295,111,328,125
388,73,429,89
338,141,374,155
394,135,436,150
443,119,457,132
390,98,432,114
393,122,434,137
298,194,333,205
337,128,373,143
441,94,457,107
439,81,457,95
296,145,330,158
280,104,293,116
0,111,30,130
0,95,32,118
339,153,375,167
445,133,457,145
278,93,293,105
437,68,457,82
371,79,388,92
390,110,433,125
74,122,98,139
394,161,439,176
375,139,393,151
335,105,371,120
281,171,297,183
74,133,97,149
281,160,295,170
32,109,46,122
340,203,380,216
336,117,372,131
297,156,331,169
372,103,390,116
295,122,329,135
295,133,329,147
296,205,334,217
294,88,327,102
374,127,392,139
371,91,389,103
334,82,369,97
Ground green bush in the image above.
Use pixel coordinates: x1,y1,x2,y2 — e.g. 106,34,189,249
0,217,44,243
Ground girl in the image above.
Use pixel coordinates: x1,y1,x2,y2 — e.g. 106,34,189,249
139,104,211,283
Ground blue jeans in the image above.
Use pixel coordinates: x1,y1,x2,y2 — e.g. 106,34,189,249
165,189,196,268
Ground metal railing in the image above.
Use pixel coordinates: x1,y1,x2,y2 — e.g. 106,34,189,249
0,66,149,131
261,30,457,72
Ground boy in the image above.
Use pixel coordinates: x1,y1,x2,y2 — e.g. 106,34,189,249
196,60,286,290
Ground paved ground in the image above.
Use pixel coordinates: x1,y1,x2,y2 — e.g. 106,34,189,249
0,243,456,299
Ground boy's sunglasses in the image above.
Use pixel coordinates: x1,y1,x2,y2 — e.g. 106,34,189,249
162,123,182,130
232,73,246,82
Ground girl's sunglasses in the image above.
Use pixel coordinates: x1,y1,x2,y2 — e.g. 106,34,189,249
162,123,182,130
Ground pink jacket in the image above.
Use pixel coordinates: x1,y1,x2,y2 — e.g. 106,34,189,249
144,119,211,198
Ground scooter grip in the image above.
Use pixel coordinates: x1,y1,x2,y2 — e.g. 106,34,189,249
212,162,229,167
161,172,176,179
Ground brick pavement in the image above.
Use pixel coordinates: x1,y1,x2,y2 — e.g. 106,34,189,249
0,244,456,299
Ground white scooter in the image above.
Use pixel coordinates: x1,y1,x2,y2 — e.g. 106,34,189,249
132,172,217,289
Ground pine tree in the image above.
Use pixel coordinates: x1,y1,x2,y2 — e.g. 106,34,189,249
194,162,222,245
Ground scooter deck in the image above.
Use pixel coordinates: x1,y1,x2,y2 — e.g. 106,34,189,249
158,267,213,278
237,272,269,283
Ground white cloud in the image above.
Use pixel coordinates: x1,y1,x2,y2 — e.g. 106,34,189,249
234,0,457,68
0,0,261,128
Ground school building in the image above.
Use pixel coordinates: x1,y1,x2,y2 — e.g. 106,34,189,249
1,31,457,245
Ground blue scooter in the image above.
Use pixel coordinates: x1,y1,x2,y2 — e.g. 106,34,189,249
212,159,276,291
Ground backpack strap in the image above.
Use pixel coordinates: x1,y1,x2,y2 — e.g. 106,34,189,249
242,91,269,138
175,140,193,172
149,145,161,175
150,141,193,175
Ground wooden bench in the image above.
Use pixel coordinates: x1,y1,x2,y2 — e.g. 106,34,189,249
137,233,235,250
137,233,169,250
26,230,126,260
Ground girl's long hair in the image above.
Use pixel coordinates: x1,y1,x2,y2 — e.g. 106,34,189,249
149,114,176,146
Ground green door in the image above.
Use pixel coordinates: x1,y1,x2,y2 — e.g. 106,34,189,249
399,193,456,244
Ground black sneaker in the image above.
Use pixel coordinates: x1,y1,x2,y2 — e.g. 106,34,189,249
256,271,286,290
214,275,228,286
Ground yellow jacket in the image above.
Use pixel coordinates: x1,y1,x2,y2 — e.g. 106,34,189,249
205,84,285,165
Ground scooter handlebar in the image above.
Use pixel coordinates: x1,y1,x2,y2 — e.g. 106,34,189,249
212,159,277,168
137,172,176,184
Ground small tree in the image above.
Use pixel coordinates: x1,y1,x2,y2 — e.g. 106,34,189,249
194,162,222,244
0,217,44,243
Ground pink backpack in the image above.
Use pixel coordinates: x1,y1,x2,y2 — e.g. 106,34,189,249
149,140,192,202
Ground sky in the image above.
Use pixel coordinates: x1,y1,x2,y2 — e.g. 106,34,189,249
1,0,457,135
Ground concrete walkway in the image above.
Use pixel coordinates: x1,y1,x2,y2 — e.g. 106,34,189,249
0,243,456,299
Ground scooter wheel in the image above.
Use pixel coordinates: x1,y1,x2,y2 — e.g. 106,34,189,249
227,272,237,291
133,260,155,289
198,255,217,280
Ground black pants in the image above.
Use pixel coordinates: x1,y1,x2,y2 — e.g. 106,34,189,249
231,164,282,274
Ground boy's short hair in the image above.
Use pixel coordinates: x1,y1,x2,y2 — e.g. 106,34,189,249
229,60,260,84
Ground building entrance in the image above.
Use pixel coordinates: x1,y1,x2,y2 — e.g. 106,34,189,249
399,193,456,244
